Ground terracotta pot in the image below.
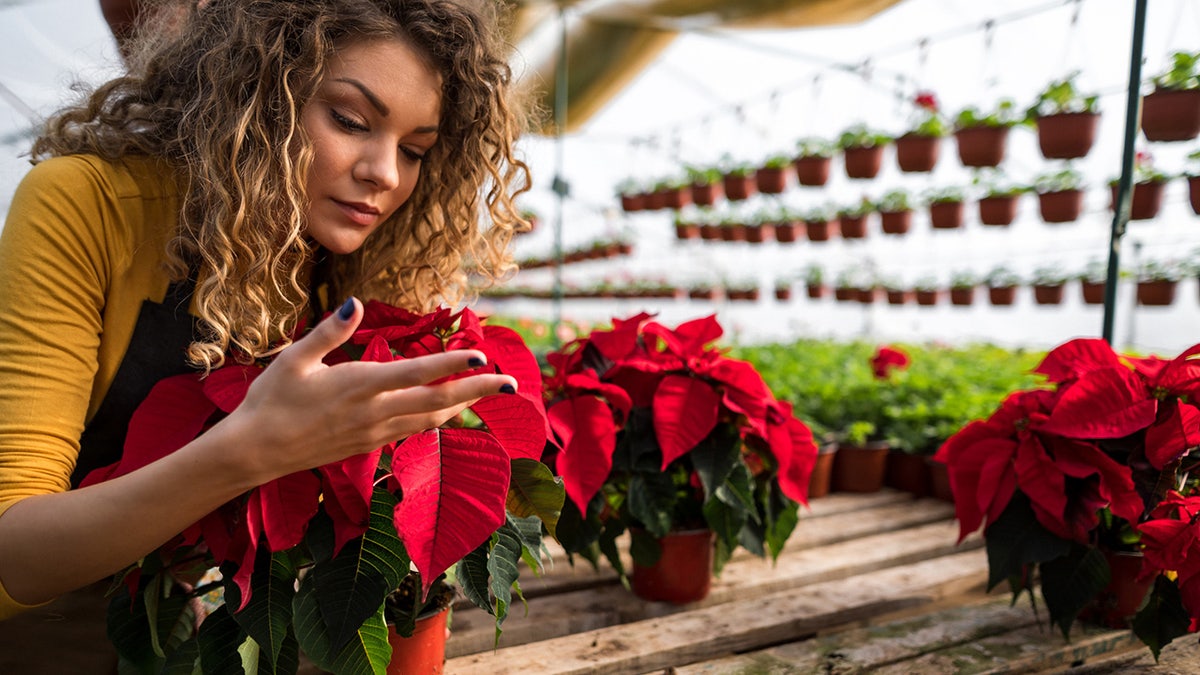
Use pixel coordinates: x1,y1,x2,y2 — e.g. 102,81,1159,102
857,287,878,304
745,224,771,243
1081,281,1106,305
689,288,717,300
645,190,668,211
954,125,1009,167
722,173,755,201
886,289,913,305
927,458,953,502
620,193,646,212
894,133,941,173
1033,284,1065,305
1110,181,1166,221
832,442,890,493
774,221,800,243
806,219,834,242
978,195,1019,226
834,287,856,302
794,156,832,186
929,201,965,229
1137,280,1177,306
989,286,1017,306
839,215,868,239
1141,88,1200,142
950,287,975,306
915,290,940,306
880,210,912,235
806,283,825,299
843,145,884,179
774,287,792,301
808,444,837,499
755,166,788,194
690,182,720,207
664,188,691,210
674,222,699,240
1079,550,1154,629
885,450,931,497
698,224,721,241
720,224,746,242
387,608,449,675
630,529,715,604
1037,189,1084,223
1190,175,1200,215
1035,112,1099,159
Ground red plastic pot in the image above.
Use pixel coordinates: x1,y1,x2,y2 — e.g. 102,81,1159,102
832,442,889,493
755,166,788,194
989,286,1017,306
631,529,716,604
839,215,868,239
843,145,884,179
794,156,831,186
1033,284,1065,305
1081,281,1106,305
1035,112,1099,159
1079,550,1154,629
894,133,940,173
954,125,1009,167
886,289,913,305
774,221,800,243
915,290,940,306
880,210,912,235
950,287,975,306
1037,189,1084,223
885,450,931,497
806,219,834,242
929,201,965,229
722,173,755,201
1110,181,1166,221
387,608,449,675
978,195,1019,226
1141,88,1200,142
690,182,720,206
1137,280,1177,306
808,444,837,499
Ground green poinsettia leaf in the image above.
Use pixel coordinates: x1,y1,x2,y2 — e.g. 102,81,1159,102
597,520,626,581
613,409,662,473
197,604,252,675
738,519,766,558
457,542,492,616
764,488,800,561
553,490,604,556
309,488,408,652
703,494,747,565
507,513,547,575
145,574,197,660
107,580,195,674
488,523,527,645
226,551,297,669
1133,575,1193,661
627,472,676,538
507,458,565,539
293,585,390,675
259,627,299,675
715,463,759,525
628,527,661,567
984,492,1071,592
159,639,198,674
1038,544,1109,639
690,428,740,501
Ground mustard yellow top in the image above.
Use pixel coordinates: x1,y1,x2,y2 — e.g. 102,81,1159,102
0,154,183,618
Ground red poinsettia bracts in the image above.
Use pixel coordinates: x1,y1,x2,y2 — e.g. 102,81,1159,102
1137,492,1200,623
83,304,549,606
544,313,818,514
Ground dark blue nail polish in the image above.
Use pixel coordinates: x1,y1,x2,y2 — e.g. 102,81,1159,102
337,298,355,321
499,383,516,394
468,357,486,368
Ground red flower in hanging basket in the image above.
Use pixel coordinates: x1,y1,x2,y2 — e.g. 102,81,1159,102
871,345,910,379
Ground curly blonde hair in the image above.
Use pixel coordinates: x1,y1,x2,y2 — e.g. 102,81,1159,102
32,0,531,369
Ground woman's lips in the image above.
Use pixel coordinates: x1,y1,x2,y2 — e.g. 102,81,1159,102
333,199,381,226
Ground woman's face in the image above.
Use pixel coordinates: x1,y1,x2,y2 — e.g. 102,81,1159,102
300,38,442,255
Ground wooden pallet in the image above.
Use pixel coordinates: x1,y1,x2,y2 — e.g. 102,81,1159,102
440,490,1191,675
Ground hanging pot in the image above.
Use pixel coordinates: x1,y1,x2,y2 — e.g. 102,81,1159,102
620,193,646,212
806,219,834,242
843,145,885,179
978,194,1020,226
894,133,941,173
834,287,857,302
1190,175,1200,215
1111,180,1167,221
1035,111,1099,159
886,289,913,305
774,286,792,301
1037,189,1084,223
774,221,800,243
929,201,965,229
1141,88,1200,142
674,222,699,240
744,223,770,244
664,187,691,210
794,155,832,186
832,441,890,493
722,173,755,201
915,289,940,306
1033,284,1065,305
949,287,975,306
698,223,721,241
1081,281,1106,305
806,283,826,299
988,286,1017,306
755,166,788,194
1137,280,1177,306
690,182,720,207
839,215,868,239
857,287,878,304
954,125,1009,167
880,210,912,235
630,529,716,604
386,608,450,675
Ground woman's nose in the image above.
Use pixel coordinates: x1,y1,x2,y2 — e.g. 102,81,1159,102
354,146,401,191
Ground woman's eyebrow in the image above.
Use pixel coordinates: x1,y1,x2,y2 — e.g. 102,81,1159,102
334,77,390,116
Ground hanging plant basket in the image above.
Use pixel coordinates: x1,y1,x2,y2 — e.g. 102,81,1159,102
954,125,1009,167
774,286,792,301
805,219,835,242
690,182,720,206
929,201,965,229
949,287,975,306
839,215,868,239
1033,284,1066,305
774,221,800,243
843,146,884,179
886,289,913,305
880,210,912,235
689,287,718,300
894,133,941,173
857,287,879,304
1037,189,1084,223
1081,281,1106,305
1111,180,1167,221
755,166,788,194
674,221,699,240
806,283,826,299
744,223,770,244
1035,112,1100,159
794,155,832,186
834,286,857,302
1141,88,1200,142
620,193,646,212
698,224,721,241
1190,175,1200,215
1137,279,1178,306
720,223,746,242
978,194,1020,226
989,286,1017,306
722,173,756,201
664,187,691,210
915,289,940,306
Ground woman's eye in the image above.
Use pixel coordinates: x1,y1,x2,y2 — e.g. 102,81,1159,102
401,147,426,163
330,109,367,132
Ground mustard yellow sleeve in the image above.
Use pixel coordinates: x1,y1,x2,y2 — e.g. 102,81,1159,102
0,157,119,616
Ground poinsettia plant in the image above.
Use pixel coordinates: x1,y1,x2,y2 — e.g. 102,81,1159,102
83,302,564,674
934,337,1200,654
541,312,819,581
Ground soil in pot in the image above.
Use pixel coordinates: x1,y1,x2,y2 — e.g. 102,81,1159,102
630,529,716,604
832,442,889,493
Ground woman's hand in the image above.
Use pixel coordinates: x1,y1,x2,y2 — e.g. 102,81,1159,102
218,298,518,484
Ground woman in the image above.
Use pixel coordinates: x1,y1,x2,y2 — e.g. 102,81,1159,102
0,0,529,640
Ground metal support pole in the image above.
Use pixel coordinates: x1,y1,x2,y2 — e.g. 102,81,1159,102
551,5,568,347
1102,0,1148,344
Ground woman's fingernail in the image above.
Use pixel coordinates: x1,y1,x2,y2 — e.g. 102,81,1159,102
499,383,516,394
468,357,486,368
337,297,355,321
